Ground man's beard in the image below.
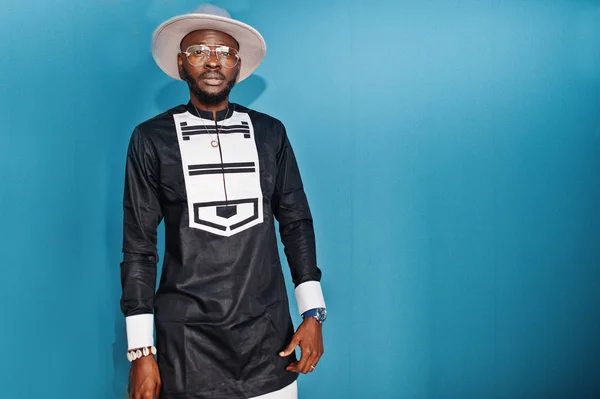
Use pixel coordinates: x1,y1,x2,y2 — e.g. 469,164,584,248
181,66,237,106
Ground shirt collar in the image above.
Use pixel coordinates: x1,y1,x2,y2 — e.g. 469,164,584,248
186,101,234,121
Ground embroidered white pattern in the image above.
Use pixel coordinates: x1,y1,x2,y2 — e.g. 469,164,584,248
173,111,264,237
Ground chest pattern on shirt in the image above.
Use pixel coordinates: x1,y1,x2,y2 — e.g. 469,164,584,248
173,111,264,237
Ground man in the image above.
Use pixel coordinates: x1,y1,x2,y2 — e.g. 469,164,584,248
119,4,327,399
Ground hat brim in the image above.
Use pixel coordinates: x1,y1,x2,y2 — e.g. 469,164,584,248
152,13,266,82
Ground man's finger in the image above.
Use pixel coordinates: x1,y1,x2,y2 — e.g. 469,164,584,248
294,344,313,373
279,336,299,357
302,349,318,374
308,353,322,373
155,381,161,398
299,349,314,374
286,361,299,373
306,354,318,373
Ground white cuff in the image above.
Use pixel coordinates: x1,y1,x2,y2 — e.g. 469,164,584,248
294,281,326,315
126,314,154,350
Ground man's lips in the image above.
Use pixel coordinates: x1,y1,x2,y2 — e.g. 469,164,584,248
199,73,225,85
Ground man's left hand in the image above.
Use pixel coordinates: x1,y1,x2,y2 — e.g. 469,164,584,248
279,317,324,374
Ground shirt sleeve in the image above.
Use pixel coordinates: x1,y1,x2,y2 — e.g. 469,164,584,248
119,127,163,350
271,123,326,315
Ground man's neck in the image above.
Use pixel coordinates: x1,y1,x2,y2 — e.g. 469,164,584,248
189,95,229,114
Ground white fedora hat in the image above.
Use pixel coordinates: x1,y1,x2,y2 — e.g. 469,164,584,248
152,4,266,82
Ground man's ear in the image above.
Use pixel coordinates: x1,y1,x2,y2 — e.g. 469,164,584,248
236,58,243,82
177,53,185,79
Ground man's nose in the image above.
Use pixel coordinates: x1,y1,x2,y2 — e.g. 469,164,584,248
205,51,220,68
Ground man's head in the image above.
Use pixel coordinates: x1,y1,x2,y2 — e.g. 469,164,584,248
152,5,265,87
178,29,241,106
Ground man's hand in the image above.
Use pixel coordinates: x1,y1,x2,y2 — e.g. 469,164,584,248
129,354,161,399
279,317,324,374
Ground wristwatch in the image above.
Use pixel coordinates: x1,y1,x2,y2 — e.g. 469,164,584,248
302,307,327,323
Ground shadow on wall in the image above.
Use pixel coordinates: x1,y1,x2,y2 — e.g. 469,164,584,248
154,73,268,110
230,74,268,108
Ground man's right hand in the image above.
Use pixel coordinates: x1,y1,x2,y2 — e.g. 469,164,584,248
129,354,161,399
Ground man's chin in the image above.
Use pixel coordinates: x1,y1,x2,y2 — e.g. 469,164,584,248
196,84,226,94
185,74,236,106
190,85,230,105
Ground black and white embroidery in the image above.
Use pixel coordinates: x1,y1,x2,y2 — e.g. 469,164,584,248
174,111,263,237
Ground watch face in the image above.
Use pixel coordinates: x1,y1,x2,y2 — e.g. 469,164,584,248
316,308,327,322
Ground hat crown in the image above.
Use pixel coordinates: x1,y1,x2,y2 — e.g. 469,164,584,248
191,4,232,19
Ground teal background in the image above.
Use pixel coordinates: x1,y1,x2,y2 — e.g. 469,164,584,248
1,0,599,398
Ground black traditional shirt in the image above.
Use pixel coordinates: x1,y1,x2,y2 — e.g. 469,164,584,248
120,101,325,399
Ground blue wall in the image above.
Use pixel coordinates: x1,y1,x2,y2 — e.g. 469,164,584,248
1,1,599,398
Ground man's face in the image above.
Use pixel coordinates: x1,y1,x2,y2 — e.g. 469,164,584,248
178,30,241,106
